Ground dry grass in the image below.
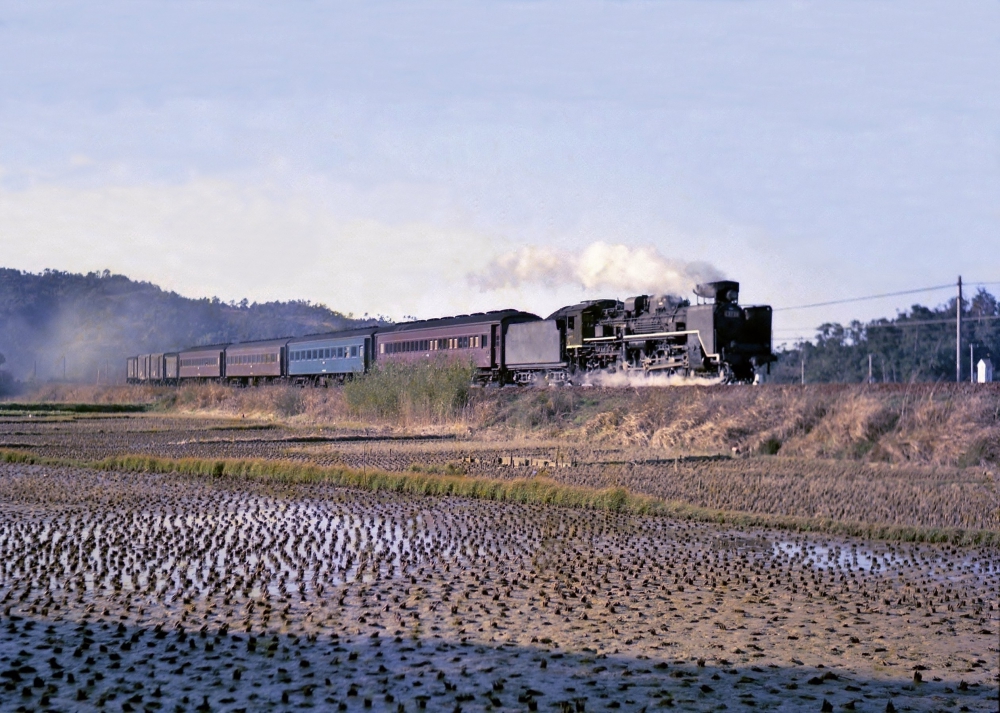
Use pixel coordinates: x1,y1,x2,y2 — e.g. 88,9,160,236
498,384,1000,467
8,382,1000,467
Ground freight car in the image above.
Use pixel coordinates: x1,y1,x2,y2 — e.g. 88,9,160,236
126,279,773,386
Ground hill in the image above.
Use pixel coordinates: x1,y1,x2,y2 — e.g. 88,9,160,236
0,268,377,384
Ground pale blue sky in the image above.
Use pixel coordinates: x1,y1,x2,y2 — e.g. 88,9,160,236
1,1,997,340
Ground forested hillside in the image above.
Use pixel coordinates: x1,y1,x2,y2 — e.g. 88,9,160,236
771,289,1000,383
0,268,376,383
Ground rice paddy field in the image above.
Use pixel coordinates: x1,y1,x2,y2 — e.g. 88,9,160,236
0,403,998,712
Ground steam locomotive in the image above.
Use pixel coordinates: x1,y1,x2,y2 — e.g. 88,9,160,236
127,280,773,386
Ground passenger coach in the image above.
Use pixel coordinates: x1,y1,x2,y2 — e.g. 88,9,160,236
287,327,379,384
224,338,287,384
178,345,227,380
376,310,540,383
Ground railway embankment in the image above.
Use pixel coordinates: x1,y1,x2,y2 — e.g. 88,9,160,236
5,381,1000,468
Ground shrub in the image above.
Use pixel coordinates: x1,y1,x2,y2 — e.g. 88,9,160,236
757,436,782,455
343,357,476,423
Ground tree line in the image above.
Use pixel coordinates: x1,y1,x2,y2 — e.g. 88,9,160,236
770,288,999,383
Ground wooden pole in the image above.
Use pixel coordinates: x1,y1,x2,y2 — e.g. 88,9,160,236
956,276,962,383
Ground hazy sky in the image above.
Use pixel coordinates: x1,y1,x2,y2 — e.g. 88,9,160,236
1,0,997,341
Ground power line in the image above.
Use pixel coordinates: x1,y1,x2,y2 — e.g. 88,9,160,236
774,313,1000,336
774,284,955,312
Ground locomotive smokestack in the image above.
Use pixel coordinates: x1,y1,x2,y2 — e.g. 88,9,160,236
694,280,740,304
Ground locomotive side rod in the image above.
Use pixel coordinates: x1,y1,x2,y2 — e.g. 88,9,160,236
582,330,719,360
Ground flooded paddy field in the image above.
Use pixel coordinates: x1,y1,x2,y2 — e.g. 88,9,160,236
0,413,997,711
1,412,996,532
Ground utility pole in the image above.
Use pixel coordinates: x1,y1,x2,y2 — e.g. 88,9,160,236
971,344,975,384
868,354,873,384
800,355,805,385
956,276,962,383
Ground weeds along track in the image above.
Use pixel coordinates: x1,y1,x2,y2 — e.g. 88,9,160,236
0,462,997,712
10,382,1000,467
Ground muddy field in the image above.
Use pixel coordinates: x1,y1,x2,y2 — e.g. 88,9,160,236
2,412,996,532
0,412,998,712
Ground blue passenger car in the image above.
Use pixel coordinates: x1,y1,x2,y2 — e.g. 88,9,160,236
287,327,379,384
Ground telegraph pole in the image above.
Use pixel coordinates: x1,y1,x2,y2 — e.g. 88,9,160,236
956,276,962,383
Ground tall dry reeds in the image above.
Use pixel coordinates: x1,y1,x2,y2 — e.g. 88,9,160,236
7,381,1000,466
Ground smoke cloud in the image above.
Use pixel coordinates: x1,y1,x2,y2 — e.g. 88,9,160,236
471,242,724,296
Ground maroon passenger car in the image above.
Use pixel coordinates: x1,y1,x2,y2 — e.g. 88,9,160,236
376,310,539,382
224,338,288,383
178,345,227,380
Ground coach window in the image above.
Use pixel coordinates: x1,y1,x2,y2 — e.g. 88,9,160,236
351,346,358,357
482,334,488,349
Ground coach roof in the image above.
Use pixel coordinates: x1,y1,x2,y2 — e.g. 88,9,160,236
385,310,539,334
225,338,293,350
178,343,230,354
288,325,381,344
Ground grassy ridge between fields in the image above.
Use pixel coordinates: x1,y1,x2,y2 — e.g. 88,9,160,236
0,402,148,413
1,447,997,547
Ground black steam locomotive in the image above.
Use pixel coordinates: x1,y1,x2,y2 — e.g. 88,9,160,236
128,280,773,386
506,280,773,384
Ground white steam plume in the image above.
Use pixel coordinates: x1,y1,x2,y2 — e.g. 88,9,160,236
471,242,724,295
